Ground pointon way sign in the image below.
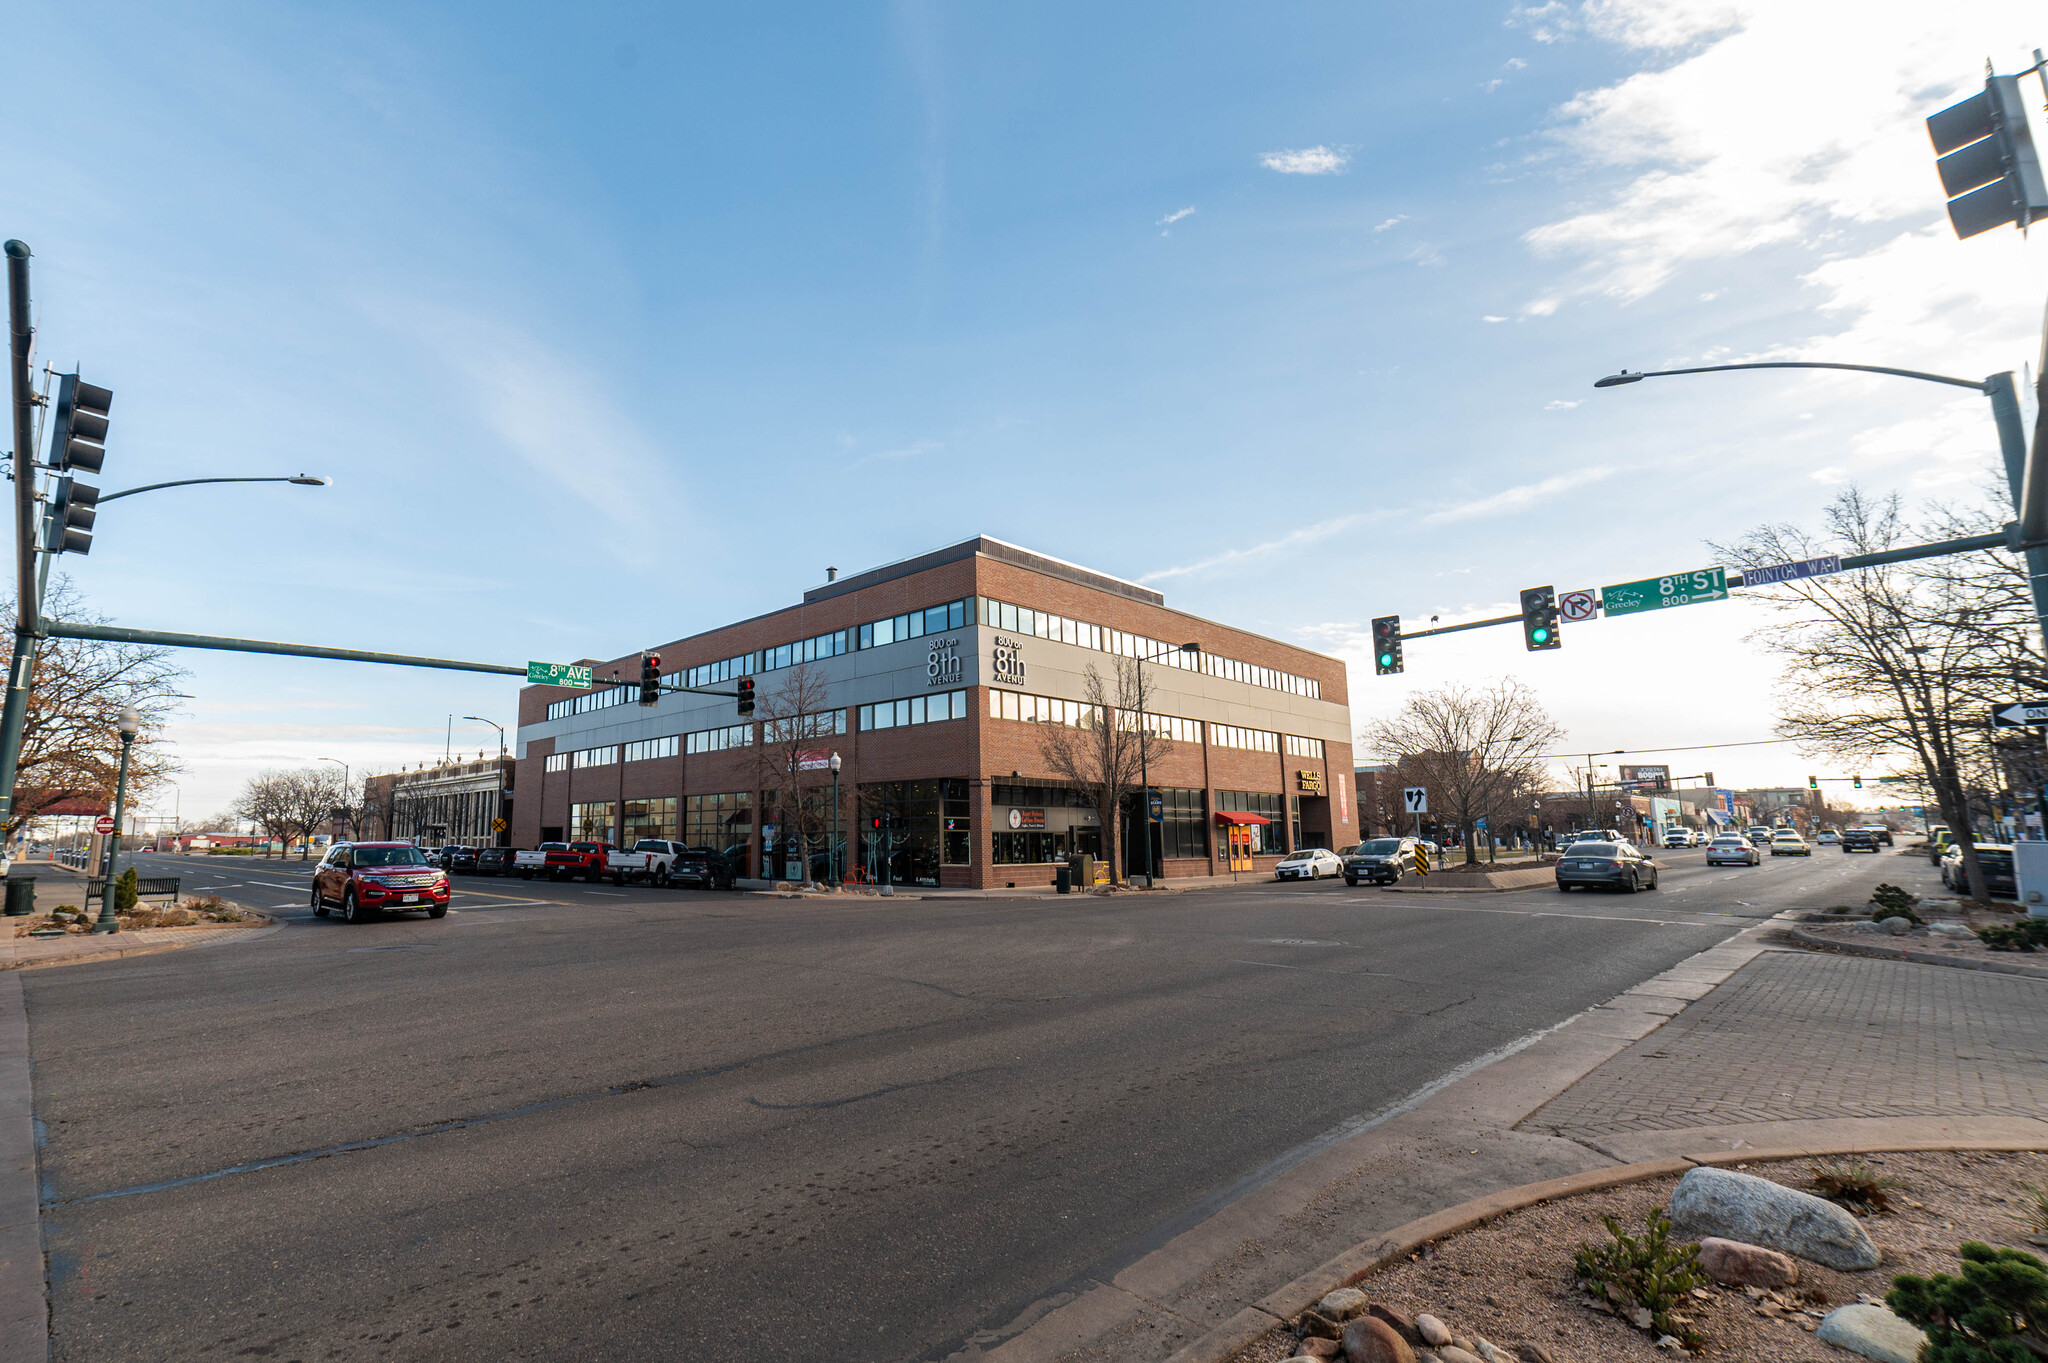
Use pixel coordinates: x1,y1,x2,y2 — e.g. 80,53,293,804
1991,699,2048,729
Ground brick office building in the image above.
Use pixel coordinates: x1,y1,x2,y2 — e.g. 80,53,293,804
510,537,1356,889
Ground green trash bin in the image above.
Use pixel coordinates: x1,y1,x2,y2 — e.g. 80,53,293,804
4,877,33,917
1055,861,1071,894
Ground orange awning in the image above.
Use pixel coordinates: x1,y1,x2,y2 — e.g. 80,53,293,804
1213,811,1271,826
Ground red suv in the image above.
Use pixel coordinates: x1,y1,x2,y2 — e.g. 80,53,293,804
310,842,451,923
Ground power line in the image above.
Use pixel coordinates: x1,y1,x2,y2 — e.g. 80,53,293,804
1537,737,1808,761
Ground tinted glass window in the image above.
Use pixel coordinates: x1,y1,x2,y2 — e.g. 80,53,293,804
355,847,426,867
1359,839,1402,854
1980,851,2015,871
1565,843,1620,858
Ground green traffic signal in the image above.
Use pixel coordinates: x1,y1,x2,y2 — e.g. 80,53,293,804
1531,627,1550,644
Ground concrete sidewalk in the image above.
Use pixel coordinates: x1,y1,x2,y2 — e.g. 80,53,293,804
971,920,2048,1363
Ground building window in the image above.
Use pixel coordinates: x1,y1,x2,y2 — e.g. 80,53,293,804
860,691,968,731
1139,713,1202,743
856,778,969,884
1156,787,1209,860
854,600,971,653
622,797,677,845
570,801,616,843
571,745,617,769
623,736,680,763
678,652,759,691
1217,789,1284,853
544,752,568,774
1211,724,1278,754
547,685,634,722
764,710,848,742
685,724,753,754
685,792,752,851
986,689,1100,728
972,596,1321,700
1284,735,1325,759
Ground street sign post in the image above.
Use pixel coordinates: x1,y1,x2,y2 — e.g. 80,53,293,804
526,661,593,689
1600,567,1728,616
1557,590,1599,622
1402,787,1428,814
1991,699,2048,728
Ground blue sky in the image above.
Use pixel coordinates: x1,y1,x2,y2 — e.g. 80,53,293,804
8,0,2046,821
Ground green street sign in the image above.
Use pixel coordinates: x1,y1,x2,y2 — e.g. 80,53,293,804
527,660,593,689
1600,567,1728,617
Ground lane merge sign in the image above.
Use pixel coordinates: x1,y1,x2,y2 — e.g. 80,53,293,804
527,661,594,688
1558,589,1599,622
1600,567,1728,617
1738,554,1843,587
1991,699,2048,729
1402,786,1428,814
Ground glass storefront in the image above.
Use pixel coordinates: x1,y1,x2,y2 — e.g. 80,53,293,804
622,797,677,845
856,779,970,886
569,801,615,844
685,792,751,853
1216,790,1285,854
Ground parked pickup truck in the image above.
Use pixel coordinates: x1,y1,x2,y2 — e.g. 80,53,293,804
514,841,608,882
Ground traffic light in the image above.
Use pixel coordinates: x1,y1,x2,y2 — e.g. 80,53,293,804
1519,586,1560,651
736,676,755,717
1704,771,1714,787
47,476,96,556
47,373,110,474
1927,75,2048,239
1852,774,1862,789
1808,774,1819,790
1371,615,1403,675
639,653,661,706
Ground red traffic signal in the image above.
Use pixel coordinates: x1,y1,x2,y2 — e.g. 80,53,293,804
639,653,662,706
736,676,756,717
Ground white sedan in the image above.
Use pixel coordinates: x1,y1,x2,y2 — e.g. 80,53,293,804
1274,848,1343,881
1705,835,1760,866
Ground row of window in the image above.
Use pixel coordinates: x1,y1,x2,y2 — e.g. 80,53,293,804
763,710,847,742
861,690,970,732
1284,734,1325,758
1211,724,1279,754
976,596,1321,699
686,724,753,755
988,689,1302,756
624,736,680,763
548,683,635,722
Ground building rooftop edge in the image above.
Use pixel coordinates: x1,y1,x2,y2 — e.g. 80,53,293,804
800,535,1165,608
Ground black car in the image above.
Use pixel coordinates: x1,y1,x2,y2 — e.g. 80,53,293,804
442,845,481,874
672,845,738,891
1840,828,1881,854
1342,836,1413,886
474,847,514,876
1555,840,1660,892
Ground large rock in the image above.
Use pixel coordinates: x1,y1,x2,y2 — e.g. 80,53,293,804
1369,1303,1419,1342
1697,1235,1800,1287
1342,1315,1416,1363
1666,1166,1880,1270
1877,916,1915,935
1815,1303,1927,1363
1318,1288,1370,1321
1299,1310,1344,1340
1434,1349,1482,1363
1416,1313,1452,1347
1292,1340,1341,1360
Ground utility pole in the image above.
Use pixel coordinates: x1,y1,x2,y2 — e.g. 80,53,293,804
0,243,37,854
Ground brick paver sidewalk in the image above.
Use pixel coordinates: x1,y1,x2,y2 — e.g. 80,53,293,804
1520,949,2048,1141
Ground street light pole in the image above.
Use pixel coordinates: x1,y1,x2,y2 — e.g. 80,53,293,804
462,716,506,846
829,751,841,886
95,706,139,934
317,756,350,841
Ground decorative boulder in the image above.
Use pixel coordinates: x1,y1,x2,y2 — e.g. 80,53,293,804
1698,1235,1800,1287
1667,1167,1879,1270
1342,1315,1416,1363
1815,1303,1927,1363
1318,1288,1370,1321
1877,916,1915,935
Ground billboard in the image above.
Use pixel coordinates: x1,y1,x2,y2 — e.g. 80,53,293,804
1618,764,1670,791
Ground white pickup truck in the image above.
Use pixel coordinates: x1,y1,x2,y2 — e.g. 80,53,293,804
513,840,685,886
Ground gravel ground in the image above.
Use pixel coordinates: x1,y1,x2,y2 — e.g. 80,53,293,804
1229,1149,2048,1362
1801,919,2048,975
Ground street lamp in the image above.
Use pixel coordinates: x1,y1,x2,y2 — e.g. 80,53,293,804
95,706,140,935
462,716,507,847
94,474,332,504
1135,642,1201,887
318,756,351,842
829,752,842,885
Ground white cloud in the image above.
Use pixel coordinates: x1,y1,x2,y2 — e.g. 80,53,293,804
1260,145,1349,175
1420,468,1613,526
1810,466,1848,483
1523,297,1559,316
1141,511,1390,582
1545,398,1581,410
1156,205,1196,231
1482,79,1506,93
1374,215,1408,232
855,438,942,466
1505,56,1529,69
1482,315,1509,323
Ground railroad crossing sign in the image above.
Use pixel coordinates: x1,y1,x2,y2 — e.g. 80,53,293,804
93,815,115,835
1991,699,2048,728
491,817,508,833
526,660,593,688
1600,567,1728,617
1402,786,1428,814
1557,589,1599,622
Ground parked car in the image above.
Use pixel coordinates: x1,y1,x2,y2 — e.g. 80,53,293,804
1770,829,1811,856
1556,841,1659,892
1705,835,1760,867
671,845,740,890
1815,829,1841,846
309,841,450,923
1856,825,1895,847
474,847,517,876
1840,828,1881,854
1942,842,2018,897
1274,848,1342,881
1342,836,1414,886
442,845,480,874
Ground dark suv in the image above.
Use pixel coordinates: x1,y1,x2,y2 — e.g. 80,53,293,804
672,845,739,891
443,845,480,874
1840,828,1880,854
1343,836,1414,886
310,842,451,923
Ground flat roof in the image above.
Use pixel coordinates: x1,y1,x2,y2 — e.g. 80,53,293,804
803,535,1164,608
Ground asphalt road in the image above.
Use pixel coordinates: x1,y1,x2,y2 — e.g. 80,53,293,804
23,844,1905,1361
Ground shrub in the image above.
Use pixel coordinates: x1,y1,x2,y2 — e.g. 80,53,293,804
1976,920,2048,953
1810,1159,1897,1214
1871,883,1921,923
184,892,226,912
113,867,139,915
1888,1241,2048,1362
1573,1208,1709,1348
210,904,247,923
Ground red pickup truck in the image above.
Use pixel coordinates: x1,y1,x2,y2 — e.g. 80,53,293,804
514,841,611,882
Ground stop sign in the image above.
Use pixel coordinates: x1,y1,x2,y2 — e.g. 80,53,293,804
93,815,115,836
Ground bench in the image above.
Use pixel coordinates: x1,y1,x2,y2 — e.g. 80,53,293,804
83,876,181,907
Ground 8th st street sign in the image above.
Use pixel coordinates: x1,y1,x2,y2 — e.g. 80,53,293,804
1991,699,2048,728
1600,567,1729,617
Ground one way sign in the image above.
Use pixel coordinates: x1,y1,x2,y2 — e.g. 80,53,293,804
1991,699,2048,728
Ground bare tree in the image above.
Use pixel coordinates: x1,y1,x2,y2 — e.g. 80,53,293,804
231,768,344,858
232,775,292,856
1364,679,1563,866
1712,486,2036,903
750,664,842,886
4,580,185,841
1034,658,1173,884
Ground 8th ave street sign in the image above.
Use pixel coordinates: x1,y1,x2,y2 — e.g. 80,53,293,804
1991,699,2048,728
527,661,593,689
1601,567,1728,617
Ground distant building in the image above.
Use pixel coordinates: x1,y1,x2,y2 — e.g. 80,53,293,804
361,756,514,848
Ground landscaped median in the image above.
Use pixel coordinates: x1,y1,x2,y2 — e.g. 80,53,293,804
3,894,275,969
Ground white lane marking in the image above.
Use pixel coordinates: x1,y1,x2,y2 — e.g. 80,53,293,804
586,891,628,898
1232,958,1398,977
1345,899,1722,928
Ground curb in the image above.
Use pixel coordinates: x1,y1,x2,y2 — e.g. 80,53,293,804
1161,1131,2048,1363
5,910,279,973
1783,923,2048,980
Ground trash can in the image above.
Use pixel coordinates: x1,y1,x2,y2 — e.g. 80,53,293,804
1055,861,1071,894
4,877,33,917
